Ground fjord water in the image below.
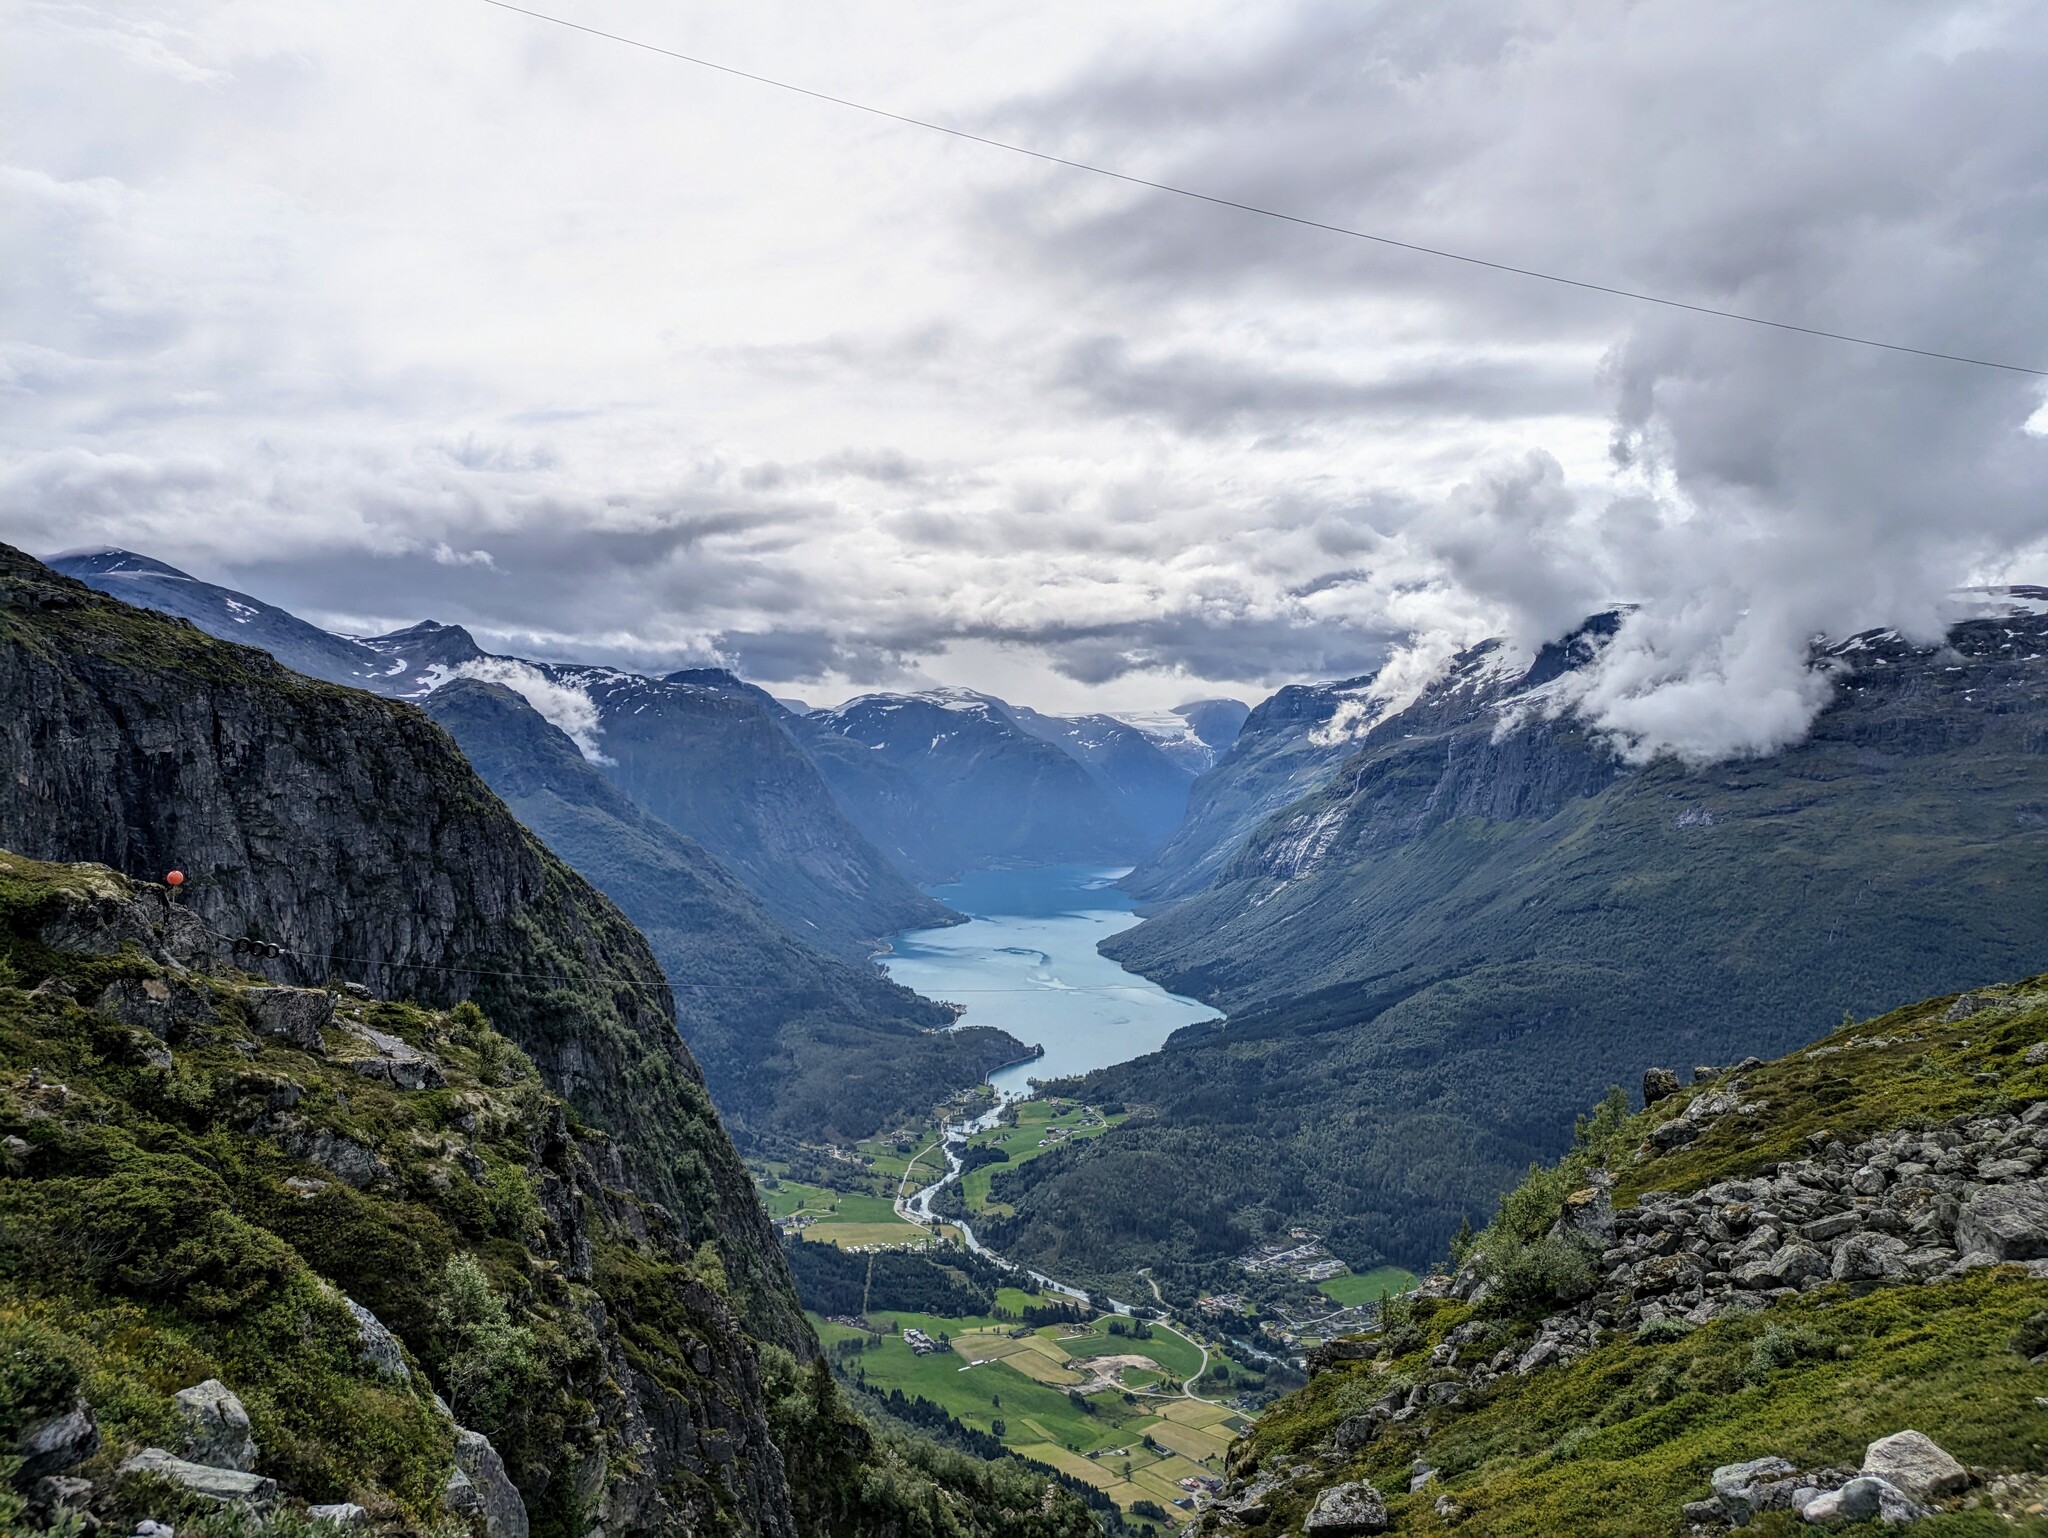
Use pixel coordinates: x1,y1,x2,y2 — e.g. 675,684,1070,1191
880,864,1221,1099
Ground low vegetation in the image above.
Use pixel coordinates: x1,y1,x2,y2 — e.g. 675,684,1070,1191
1205,977,2048,1535
0,850,1103,1537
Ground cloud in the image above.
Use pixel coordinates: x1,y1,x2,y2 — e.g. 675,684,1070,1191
443,657,613,764
3,0,2045,734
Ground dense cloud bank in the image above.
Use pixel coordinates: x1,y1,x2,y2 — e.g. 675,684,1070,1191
5,0,2045,749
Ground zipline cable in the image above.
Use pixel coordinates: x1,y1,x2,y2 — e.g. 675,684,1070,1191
475,0,2047,379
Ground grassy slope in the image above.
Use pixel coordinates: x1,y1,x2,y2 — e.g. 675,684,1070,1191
0,852,1105,1538
1224,977,2048,1537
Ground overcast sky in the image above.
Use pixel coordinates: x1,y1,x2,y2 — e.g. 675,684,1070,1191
5,0,2046,750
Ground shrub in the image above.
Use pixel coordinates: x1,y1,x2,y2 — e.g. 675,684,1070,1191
0,1314,84,1437
1744,1322,1831,1380
2011,1309,2048,1360
1636,1316,1694,1344
1481,1232,1597,1319
431,1254,549,1441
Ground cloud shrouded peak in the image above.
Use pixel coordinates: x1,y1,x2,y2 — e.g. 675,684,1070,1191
3,0,2043,743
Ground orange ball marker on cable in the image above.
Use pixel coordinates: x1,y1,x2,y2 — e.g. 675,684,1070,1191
165,870,185,888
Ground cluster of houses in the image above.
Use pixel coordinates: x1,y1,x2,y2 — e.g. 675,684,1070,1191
902,1327,948,1356
1195,1292,1248,1314
1236,1232,1345,1283
772,1213,818,1236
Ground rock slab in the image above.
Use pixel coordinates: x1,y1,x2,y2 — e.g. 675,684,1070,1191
118,1447,277,1504
1954,1181,2048,1262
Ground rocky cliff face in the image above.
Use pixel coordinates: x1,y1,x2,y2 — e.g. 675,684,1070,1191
52,552,954,960
0,546,808,1527
1117,675,1375,905
0,849,796,1537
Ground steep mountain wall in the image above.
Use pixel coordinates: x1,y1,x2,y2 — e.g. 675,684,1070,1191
1117,676,1374,905
796,690,1152,882
0,545,812,1526
986,605,2048,1283
420,678,1023,1144
52,553,954,959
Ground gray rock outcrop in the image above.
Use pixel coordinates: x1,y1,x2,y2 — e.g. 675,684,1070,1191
1800,1475,1925,1526
308,1501,372,1527
341,1019,445,1090
1954,1180,2048,1262
117,1447,277,1505
446,1428,529,1538
17,1398,100,1481
173,1379,257,1472
1300,1479,1388,1534
344,1296,411,1380
244,987,333,1052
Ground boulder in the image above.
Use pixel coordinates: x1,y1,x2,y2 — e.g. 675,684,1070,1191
1556,1186,1617,1247
345,1296,411,1381
1632,1253,1704,1296
451,1428,529,1538
309,1502,372,1527
1643,1068,1681,1106
117,1447,277,1505
244,986,333,1053
1954,1181,2048,1262
1332,1414,1378,1454
26,1474,96,1533
174,1379,257,1472
18,1398,100,1480
1301,1480,1389,1535
2024,1042,2048,1068
1861,1430,1969,1502
1830,1234,1908,1284
342,1021,445,1091
1710,1455,1797,1521
1801,1475,1926,1526
1767,1243,1829,1287
94,976,214,1041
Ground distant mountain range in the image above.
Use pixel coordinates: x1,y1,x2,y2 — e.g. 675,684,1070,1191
50,548,1243,1145
55,550,1239,927
978,594,2048,1292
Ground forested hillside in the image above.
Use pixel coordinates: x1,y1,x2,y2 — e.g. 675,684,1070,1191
420,678,1025,1145
987,603,2048,1290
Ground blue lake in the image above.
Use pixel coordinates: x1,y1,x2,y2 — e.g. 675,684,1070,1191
879,864,1222,1100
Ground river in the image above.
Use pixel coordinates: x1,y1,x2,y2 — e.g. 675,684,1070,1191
879,864,1222,1100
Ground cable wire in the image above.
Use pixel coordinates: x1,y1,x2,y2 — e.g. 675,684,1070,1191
476,0,2046,378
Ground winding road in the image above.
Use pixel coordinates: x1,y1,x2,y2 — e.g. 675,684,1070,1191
890,1123,1233,1403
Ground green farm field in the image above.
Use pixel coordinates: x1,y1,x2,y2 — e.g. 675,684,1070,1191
1315,1265,1418,1306
820,1307,1249,1518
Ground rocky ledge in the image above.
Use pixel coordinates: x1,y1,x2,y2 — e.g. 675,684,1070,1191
1427,1094,2048,1393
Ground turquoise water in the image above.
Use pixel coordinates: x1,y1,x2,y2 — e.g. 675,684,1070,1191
880,865,1222,1099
